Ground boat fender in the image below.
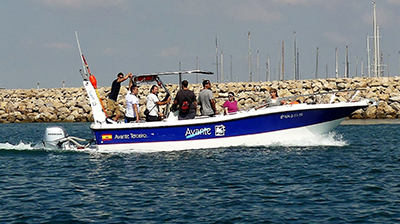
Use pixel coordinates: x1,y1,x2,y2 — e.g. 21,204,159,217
289,100,300,105
89,75,98,89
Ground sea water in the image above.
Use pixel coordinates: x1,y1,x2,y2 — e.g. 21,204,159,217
0,122,400,223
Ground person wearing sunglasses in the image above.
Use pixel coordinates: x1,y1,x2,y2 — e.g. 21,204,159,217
223,92,238,115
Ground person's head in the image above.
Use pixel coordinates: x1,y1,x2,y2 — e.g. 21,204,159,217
182,80,189,88
117,72,124,79
150,85,159,94
269,88,278,97
202,80,211,88
130,83,139,95
228,92,235,101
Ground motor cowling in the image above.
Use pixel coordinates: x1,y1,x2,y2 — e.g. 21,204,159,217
43,126,68,148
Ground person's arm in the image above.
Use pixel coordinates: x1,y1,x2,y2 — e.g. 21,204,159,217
128,75,133,90
156,96,171,105
191,93,197,108
223,101,228,115
170,99,179,112
133,104,139,122
210,99,217,114
118,72,132,83
197,95,201,106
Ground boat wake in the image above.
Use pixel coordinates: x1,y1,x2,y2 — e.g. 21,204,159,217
0,141,38,151
262,131,347,147
0,132,347,153
230,131,348,149
0,141,94,153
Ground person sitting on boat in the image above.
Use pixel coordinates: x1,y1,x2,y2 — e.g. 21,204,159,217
125,77,140,123
106,72,132,121
223,92,238,115
255,88,286,110
267,88,286,106
171,80,197,120
198,79,217,117
146,85,171,122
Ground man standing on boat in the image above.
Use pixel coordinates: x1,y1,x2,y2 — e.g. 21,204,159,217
198,79,217,117
171,80,197,120
146,85,171,122
125,77,140,123
106,72,132,122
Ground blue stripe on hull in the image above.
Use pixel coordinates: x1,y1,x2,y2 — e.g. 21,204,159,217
92,106,364,146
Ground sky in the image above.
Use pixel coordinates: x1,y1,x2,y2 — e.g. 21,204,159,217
1,0,400,89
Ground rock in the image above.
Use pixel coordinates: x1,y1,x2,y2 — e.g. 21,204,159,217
364,106,377,119
2,76,400,122
64,115,75,122
389,95,400,102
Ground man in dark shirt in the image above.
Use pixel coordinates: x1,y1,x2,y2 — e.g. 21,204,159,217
106,72,132,121
172,80,197,120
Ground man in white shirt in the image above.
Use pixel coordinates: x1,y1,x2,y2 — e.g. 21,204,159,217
125,78,140,123
146,85,171,122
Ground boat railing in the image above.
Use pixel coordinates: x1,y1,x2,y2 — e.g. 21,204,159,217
245,88,366,112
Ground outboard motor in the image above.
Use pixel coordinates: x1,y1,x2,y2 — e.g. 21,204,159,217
43,126,69,149
43,126,93,150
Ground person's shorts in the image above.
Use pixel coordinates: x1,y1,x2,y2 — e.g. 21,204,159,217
106,98,121,118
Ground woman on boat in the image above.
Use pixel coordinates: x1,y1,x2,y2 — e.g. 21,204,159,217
255,88,286,110
223,92,238,115
267,88,286,106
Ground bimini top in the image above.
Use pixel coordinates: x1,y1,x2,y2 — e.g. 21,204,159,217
132,70,213,83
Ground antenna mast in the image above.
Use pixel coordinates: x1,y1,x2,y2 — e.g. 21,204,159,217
373,2,378,77
248,32,252,82
215,36,219,82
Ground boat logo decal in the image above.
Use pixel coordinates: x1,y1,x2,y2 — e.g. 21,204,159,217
215,124,226,136
280,113,303,119
185,127,212,139
101,134,113,141
114,133,148,140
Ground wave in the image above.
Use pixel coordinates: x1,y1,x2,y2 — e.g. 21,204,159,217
0,131,347,154
0,141,37,151
0,141,95,154
265,131,347,147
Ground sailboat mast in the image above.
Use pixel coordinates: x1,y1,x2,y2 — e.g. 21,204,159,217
215,37,219,82
335,47,339,78
373,2,378,77
248,32,252,82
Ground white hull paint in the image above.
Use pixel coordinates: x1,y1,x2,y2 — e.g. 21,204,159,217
93,118,345,153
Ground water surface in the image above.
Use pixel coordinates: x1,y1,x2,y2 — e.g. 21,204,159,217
0,122,399,223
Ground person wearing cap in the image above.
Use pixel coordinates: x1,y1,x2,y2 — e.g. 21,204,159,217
223,92,238,115
198,79,217,117
106,72,132,121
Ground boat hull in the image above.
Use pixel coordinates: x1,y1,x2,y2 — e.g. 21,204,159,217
90,102,369,152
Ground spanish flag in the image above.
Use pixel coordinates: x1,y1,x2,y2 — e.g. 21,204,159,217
101,134,112,141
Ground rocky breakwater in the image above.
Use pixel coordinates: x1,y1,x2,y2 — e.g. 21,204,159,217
1,76,400,123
